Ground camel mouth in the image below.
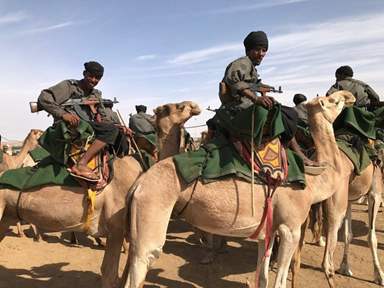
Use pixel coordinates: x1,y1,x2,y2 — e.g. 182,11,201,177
190,104,202,116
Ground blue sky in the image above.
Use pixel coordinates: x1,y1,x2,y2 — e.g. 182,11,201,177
0,0,383,140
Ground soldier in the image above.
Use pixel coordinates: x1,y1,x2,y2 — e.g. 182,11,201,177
129,105,155,136
326,65,380,109
129,105,157,161
38,61,130,181
219,31,319,166
293,93,308,125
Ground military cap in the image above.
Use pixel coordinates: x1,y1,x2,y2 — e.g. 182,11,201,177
243,31,269,51
335,65,353,77
84,61,104,78
135,105,147,113
293,93,307,105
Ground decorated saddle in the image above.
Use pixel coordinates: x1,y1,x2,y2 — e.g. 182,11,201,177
173,103,305,187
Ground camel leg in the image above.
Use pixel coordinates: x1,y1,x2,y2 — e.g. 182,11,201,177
101,226,125,288
273,225,300,288
31,224,42,242
95,237,107,247
322,187,348,288
290,217,308,288
123,185,178,288
0,203,11,242
70,231,79,245
256,237,274,288
122,239,129,254
16,221,25,237
367,170,384,286
337,202,353,276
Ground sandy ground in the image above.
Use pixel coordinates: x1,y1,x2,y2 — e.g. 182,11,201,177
0,203,383,288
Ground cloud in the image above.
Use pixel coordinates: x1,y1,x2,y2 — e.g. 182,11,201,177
206,0,308,15
168,43,241,65
0,11,28,24
22,21,74,34
135,54,157,61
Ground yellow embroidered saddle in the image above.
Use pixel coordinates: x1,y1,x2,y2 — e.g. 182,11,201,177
232,137,288,184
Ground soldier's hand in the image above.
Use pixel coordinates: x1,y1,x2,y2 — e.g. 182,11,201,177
254,96,274,109
116,125,133,136
62,113,80,127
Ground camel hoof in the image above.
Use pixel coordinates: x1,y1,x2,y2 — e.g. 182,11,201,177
374,271,384,286
95,237,106,247
317,236,326,247
337,264,353,277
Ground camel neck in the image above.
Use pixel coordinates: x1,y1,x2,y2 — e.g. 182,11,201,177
308,108,341,170
158,125,181,160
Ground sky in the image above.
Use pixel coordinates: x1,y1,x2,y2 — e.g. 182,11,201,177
0,0,383,141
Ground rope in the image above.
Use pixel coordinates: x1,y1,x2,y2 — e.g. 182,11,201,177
251,106,255,217
116,109,148,170
184,124,207,129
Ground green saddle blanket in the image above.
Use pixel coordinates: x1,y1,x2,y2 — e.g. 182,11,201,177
0,157,80,190
336,138,371,175
29,147,50,162
173,133,305,187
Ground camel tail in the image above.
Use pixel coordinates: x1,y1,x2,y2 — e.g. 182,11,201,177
125,179,142,240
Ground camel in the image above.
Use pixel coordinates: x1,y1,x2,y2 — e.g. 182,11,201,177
289,137,384,287
0,129,43,238
122,91,356,288
0,129,43,172
0,101,201,288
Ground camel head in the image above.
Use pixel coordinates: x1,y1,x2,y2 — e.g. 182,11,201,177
23,129,44,149
153,101,201,129
307,91,355,124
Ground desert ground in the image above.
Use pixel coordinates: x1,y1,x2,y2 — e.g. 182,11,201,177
0,203,382,288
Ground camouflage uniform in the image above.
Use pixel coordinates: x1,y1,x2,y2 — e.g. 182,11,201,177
326,77,380,108
218,56,298,145
129,112,155,136
294,102,308,125
222,56,259,109
38,79,127,153
38,79,117,123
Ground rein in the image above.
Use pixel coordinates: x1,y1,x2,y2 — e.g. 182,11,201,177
15,190,23,221
176,178,199,217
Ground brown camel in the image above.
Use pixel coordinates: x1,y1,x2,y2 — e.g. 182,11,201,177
0,129,43,172
122,91,355,288
0,129,43,238
0,101,201,288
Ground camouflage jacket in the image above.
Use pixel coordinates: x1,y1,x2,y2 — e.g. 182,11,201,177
223,56,259,101
294,102,308,125
129,112,155,135
326,77,380,108
38,79,117,123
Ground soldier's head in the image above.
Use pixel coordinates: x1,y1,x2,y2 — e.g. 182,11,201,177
82,61,104,89
335,65,353,81
244,31,268,65
293,93,307,105
135,105,147,113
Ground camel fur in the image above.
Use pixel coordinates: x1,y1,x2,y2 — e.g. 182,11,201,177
0,101,200,288
122,91,356,288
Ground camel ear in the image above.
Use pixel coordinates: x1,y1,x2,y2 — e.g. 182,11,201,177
339,91,355,107
154,105,170,117
319,98,326,111
176,103,186,111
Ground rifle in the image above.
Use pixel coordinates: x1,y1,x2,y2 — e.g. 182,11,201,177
254,81,283,97
29,97,119,113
